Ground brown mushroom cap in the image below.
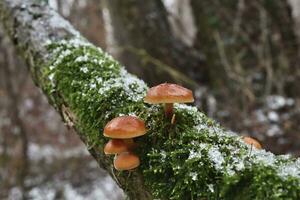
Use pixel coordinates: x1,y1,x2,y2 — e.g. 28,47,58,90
104,116,146,139
144,83,194,104
114,152,140,171
243,136,262,149
104,139,129,155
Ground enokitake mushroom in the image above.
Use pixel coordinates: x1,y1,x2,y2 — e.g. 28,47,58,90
114,152,140,171
144,83,194,117
242,136,262,149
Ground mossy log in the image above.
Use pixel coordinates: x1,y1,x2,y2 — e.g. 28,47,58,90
1,0,300,199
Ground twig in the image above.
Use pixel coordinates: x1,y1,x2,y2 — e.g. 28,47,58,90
123,46,199,88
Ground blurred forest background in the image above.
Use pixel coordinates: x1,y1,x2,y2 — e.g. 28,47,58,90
1,0,300,199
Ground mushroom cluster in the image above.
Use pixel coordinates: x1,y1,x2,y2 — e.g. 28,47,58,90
103,83,263,171
103,116,146,171
103,83,195,171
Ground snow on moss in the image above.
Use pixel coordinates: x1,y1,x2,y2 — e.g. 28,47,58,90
188,143,208,160
252,148,276,166
75,55,89,62
189,172,198,181
97,67,147,102
53,49,72,65
61,37,92,48
80,66,89,73
43,37,300,200
174,103,198,112
277,159,300,179
207,184,214,193
208,146,225,170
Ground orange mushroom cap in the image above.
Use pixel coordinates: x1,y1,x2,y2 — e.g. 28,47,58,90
104,139,129,155
144,83,194,104
104,116,146,139
243,136,262,149
114,152,140,171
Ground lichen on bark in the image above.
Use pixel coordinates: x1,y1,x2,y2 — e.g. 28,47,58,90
1,0,300,199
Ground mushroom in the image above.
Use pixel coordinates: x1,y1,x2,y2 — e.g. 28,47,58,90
104,139,130,155
242,136,262,149
103,116,146,170
104,116,147,139
123,138,137,149
114,152,140,171
144,83,194,117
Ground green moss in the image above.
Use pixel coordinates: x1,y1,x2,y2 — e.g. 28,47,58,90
41,38,300,200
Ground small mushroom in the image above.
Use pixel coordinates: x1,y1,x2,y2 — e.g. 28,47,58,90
242,136,262,149
104,116,147,139
104,139,130,155
144,83,194,117
114,152,140,171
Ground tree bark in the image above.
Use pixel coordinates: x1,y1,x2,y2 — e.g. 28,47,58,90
102,0,206,87
0,28,31,199
1,39,29,200
1,0,300,199
191,0,300,97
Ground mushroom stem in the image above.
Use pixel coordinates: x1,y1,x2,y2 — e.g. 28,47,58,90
123,138,136,149
164,103,173,117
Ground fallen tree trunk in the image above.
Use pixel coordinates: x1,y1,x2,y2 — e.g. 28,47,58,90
0,0,300,199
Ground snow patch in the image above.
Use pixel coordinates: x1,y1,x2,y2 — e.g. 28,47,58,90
208,184,214,193
190,172,197,181
277,161,300,179
98,68,147,102
48,13,80,37
75,55,89,62
28,143,89,163
175,104,198,113
268,111,279,122
252,149,276,166
266,95,294,110
80,66,89,73
266,125,282,137
208,147,225,170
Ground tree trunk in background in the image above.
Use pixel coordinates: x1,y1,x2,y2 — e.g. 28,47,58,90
62,0,107,49
102,0,206,88
191,0,299,98
189,0,300,154
0,31,29,199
